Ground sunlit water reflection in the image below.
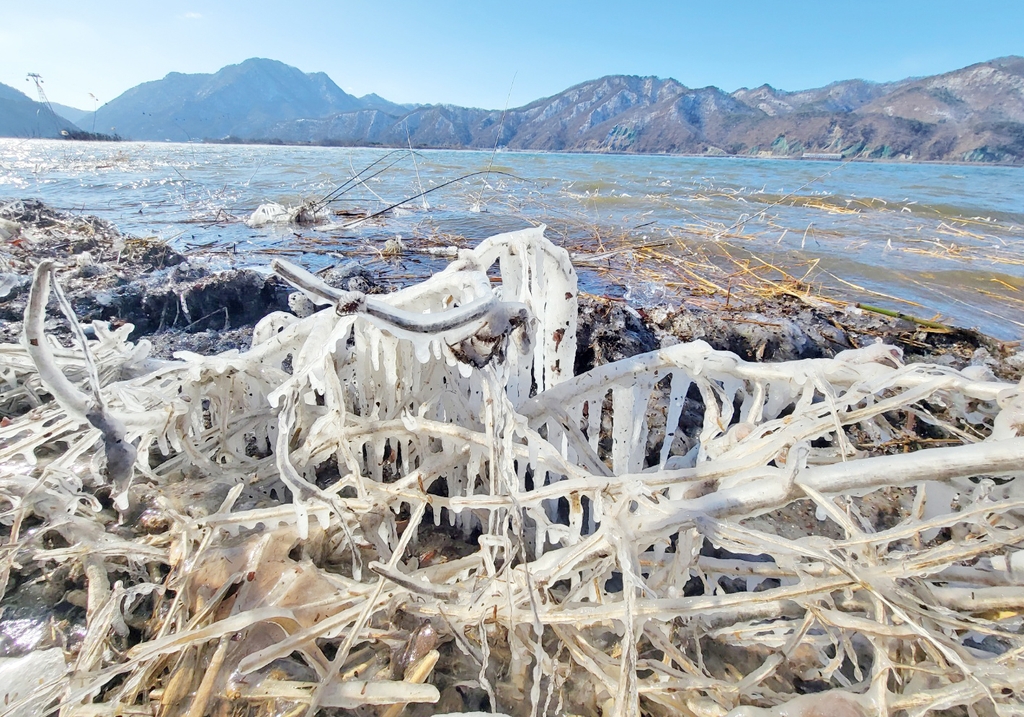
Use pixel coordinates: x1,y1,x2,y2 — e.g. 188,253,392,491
2,138,1022,338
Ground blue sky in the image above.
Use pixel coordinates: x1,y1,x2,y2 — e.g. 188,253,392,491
2,1,1022,111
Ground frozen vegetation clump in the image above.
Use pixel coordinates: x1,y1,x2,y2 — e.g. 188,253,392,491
2,226,1024,716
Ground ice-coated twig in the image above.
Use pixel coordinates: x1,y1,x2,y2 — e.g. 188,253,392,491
23,261,92,420
272,257,531,370
22,261,137,499
270,257,364,309
272,256,526,336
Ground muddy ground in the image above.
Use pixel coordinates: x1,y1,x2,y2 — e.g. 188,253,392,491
2,198,1022,381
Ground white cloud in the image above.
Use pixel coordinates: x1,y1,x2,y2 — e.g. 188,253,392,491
181,12,202,20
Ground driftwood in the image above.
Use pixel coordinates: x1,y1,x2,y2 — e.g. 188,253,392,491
1,226,1023,716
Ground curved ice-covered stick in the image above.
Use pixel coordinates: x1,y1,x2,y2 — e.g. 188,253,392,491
366,296,498,334
270,257,364,308
23,261,137,497
521,341,1006,421
645,435,1024,531
271,257,522,335
23,261,92,421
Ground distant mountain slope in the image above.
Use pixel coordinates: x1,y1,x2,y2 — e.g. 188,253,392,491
79,58,367,141
267,57,1024,162
499,75,761,152
265,75,763,153
0,83,29,102
52,56,1024,162
846,57,1024,160
50,102,92,126
357,93,414,115
0,82,81,138
731,78,904,116
856,56,1024,124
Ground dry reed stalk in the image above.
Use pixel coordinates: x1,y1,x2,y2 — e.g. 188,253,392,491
2,226,1024,717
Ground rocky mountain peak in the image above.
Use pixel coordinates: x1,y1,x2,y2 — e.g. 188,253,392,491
20,57,1023,163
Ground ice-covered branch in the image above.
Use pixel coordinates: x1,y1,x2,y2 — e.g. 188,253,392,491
23,261,92,420
22,261,137,499
271,256,531,367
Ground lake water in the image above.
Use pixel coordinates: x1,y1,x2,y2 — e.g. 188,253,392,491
2,138,1023,339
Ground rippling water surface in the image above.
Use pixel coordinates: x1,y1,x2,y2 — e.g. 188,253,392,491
2,138,1023,338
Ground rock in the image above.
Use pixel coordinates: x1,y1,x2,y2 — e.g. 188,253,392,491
321,261,377,293
0,273,26,299
646,302,840,363
73,263,108,279
0,649,67,717
120,238,185,270
0,217,20,241
288,292,317,318
179,270,290,331
575,295,659,373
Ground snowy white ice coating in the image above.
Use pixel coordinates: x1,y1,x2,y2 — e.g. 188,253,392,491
3,226,1024,715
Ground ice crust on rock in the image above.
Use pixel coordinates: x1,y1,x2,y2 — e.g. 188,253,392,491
3,226,1024,715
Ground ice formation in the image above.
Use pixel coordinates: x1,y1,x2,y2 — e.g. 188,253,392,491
2,226,1024,716
245,201,330,227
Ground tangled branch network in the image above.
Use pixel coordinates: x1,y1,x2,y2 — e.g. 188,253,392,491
2,227,1024,716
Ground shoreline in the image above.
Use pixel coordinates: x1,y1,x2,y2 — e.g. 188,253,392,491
199,137,1024,169
5,135,1014,170
2,198,1020,378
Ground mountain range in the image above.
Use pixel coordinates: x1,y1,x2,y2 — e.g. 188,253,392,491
4,56,1024,162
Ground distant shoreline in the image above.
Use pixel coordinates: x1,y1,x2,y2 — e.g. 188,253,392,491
98,135,1023,169
6,133,1021,169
